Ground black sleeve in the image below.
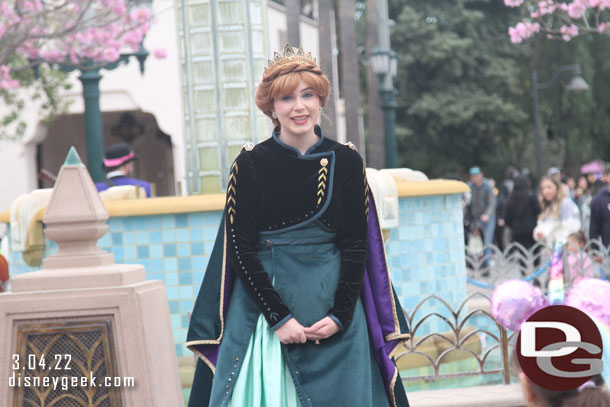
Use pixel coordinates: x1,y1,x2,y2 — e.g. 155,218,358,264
589,197,602,245
329,151,368,330
531,194,541,216
496,196,506,220
225,152,292,329
504,204,513,227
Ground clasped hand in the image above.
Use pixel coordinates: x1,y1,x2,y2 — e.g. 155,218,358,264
275,317,340,345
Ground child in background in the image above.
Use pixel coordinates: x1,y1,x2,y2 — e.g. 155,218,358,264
511,351,610,407
566,231,594,285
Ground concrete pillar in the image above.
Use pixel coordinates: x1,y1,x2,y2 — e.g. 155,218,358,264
0,147,183,406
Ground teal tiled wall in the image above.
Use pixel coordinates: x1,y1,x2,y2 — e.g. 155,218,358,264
6,193,468,356
387,194,468,337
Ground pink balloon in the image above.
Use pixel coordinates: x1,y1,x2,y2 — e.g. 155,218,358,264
491,280,547,331
566,278,610,326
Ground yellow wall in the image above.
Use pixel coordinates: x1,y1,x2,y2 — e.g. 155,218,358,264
0,180,468,223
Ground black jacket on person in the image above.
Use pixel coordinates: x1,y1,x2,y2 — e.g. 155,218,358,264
224,126,369,330
589,188,610,248
505,193,540,241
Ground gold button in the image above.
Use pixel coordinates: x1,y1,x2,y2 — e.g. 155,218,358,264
320,158,328,167
231,372,235,375
235,357,239,361
228,378,232,381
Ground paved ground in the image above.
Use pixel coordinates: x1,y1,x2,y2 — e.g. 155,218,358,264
408,383,524,407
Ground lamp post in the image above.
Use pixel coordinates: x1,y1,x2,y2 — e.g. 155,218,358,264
370,46,399,168
56,47,149,182
36,1,151,183
531,63,589,178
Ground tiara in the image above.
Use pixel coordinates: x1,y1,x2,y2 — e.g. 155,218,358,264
264,44,317,74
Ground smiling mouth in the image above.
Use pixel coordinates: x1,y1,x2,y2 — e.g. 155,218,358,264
291,115,309,124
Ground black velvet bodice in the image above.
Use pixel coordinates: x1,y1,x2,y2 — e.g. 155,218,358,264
225,127,369,331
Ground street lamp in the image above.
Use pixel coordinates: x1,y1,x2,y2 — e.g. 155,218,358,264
370,46,399,168
531,64,589,178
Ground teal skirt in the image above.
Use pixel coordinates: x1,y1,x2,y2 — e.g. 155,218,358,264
209,223,388,407
228,313,301,406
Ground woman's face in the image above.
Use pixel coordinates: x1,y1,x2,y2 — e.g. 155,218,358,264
577,176,588,190
272,79,320,139
541,179,558,201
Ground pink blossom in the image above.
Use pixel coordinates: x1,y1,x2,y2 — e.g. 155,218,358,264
130,8,151,25
23,1,36,12
103,0,126,15
508,21,541,43
567,1,587,18
588,0,610,8
560,24,579,40
504,0,524,6
539,0,557,15
41,49,66,62
1,1,155,88
0,65,19,90
25,47,40,60
104,48,120,62
153,48,167,59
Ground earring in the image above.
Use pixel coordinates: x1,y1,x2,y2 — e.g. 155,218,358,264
272,112,277,119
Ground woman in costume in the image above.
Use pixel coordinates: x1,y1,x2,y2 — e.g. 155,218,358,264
186,45,410,407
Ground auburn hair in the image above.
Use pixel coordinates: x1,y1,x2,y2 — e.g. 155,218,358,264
255,61,330,128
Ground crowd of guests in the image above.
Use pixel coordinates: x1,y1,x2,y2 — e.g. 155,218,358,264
464,164,610,277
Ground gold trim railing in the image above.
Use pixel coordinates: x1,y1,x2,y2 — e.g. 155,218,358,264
395,292,517,384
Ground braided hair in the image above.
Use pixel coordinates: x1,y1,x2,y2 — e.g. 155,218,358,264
255,61,330,129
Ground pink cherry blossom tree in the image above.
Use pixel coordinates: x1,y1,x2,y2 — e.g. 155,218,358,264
505,0,610,43
0,0,163,139
0,0,154,89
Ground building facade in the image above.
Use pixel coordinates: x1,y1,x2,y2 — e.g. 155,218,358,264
0,0,321,211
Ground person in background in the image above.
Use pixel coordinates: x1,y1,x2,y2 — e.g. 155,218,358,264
565,176,576,200
533,176,581,248
505,176,541,251
466,166,496,263
512,351,610,407
95,143,152,197
494,167,518,252
574,175,592,235
565,230,594,285
548,166,571,196
589,165,610,250
0,249,8,293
